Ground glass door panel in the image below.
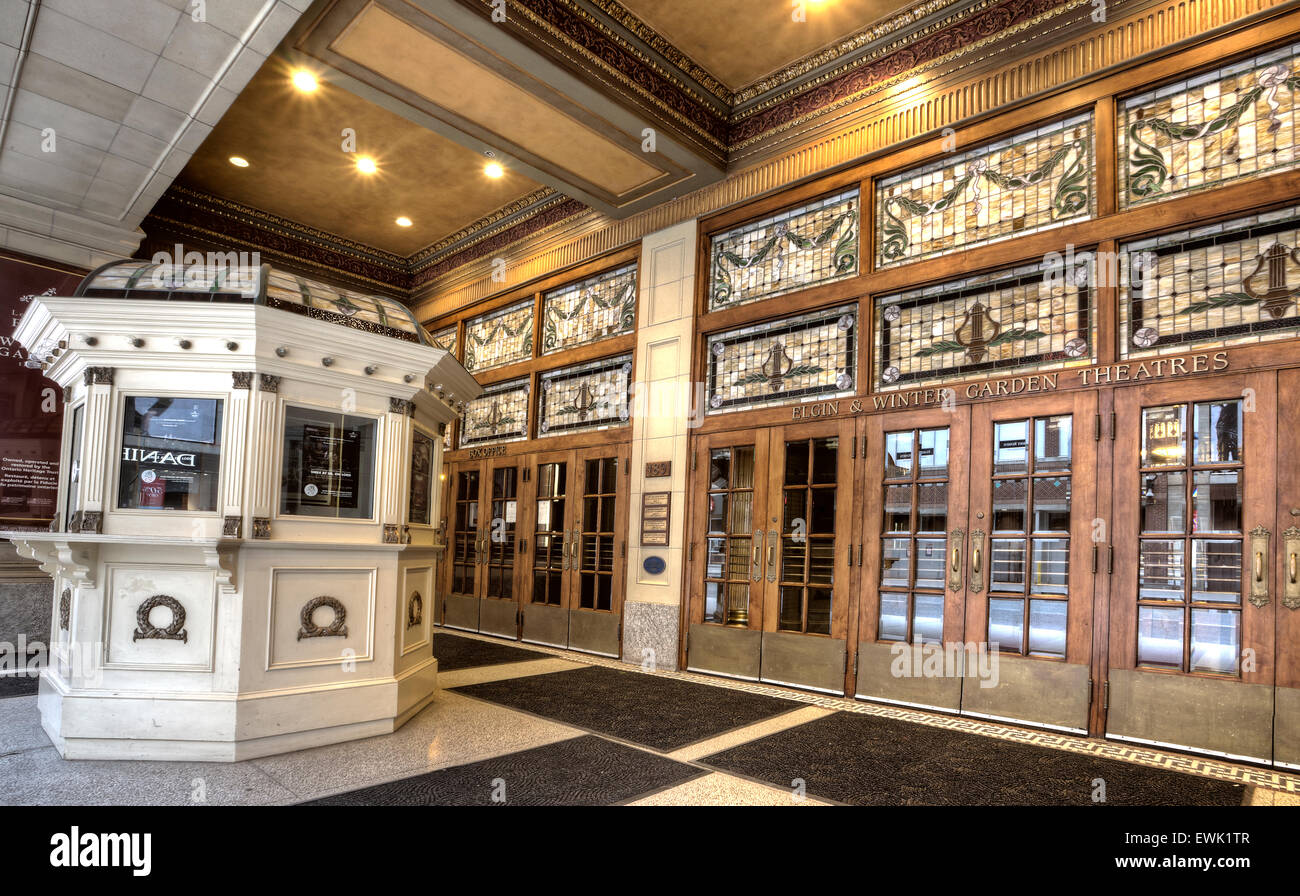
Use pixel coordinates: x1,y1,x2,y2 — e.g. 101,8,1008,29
1108,374,1276,763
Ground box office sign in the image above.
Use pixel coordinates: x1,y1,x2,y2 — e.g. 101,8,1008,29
0,254,84,526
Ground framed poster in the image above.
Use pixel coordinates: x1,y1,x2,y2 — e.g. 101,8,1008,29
281,406,376,519
409,429,434,526
0,252,84,527
117,396,224,512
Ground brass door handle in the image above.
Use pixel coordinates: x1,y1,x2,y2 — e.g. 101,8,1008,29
948,529,965,591
571,528,582,570
1256,551,1264,583
751,540,762,582
1290,552,1297,585
767,529,778,583
972,547,981,575
969,529,985,593
1250,526,1271,608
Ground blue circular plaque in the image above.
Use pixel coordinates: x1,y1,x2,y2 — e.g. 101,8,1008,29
642,555,667,576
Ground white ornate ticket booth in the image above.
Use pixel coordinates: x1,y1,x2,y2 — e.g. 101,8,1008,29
4,261,480,761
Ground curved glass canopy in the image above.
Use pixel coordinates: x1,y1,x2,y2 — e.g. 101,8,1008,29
76,260,432,345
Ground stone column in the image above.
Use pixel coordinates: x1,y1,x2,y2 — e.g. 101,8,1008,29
622,220,698,671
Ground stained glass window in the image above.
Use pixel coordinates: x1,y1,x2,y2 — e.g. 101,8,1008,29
1118,204,1300,357
538,355,632,436
430,324,458,358
542,264,637,353
709,188,858,310
875,257,1094,390
876,114,1094,267
459,378,530,447
1120,41,1300,209
706,303,857,414
463,300,533,373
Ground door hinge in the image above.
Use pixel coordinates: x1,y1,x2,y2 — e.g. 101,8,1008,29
689,543,695,562
620,541,626,558
522,467,529,482
519,537,526,553
1092,545,1098,574
684,628,689,655
1107,545,1114,575
1110,411,1117,440
1087,677,1093,708
857,543,863,566
850,436,856,459
1103,680,1110,710
691,453,697,472
1094,414,1101,441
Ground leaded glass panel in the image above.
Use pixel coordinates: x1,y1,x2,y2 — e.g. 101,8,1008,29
1119,205,1300,357
459,378,530,447
876,113,1093,267
538,354,632,436
709,188,858,311
1120,42,1300,208
705,303,857,414
542,264,637,353
875,258,1094,390
463,300,533,373
430,325,457,358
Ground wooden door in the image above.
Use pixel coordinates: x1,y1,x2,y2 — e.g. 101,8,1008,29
686,430,772,680
854,406,972,710
959,391,1098,732
1106,373,1277,763
443,462,484,632
756,419,857,693
520,448,577,648
478,456,524,638
569,446,631,657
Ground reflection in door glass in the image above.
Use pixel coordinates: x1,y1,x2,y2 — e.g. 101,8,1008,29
878,429,947,644
579,457,618,611
532,462,566,606
453,470,480,595
778,438,837,634
985,415,1072,657
1137,400,1243,674
704,446,755,625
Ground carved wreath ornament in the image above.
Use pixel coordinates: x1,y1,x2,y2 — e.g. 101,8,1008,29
407,591,423,629
133,595,188,643
297,596,349,640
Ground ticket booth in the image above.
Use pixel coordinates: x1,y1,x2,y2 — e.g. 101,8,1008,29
4,260,479,761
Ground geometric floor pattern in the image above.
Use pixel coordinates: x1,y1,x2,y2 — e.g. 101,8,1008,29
2,627,1297,805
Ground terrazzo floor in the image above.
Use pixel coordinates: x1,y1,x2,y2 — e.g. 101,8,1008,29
1,629,1298,806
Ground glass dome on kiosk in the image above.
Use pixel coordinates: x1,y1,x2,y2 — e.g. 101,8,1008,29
76,260,434,345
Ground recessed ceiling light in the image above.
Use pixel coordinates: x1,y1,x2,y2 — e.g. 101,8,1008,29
395,216,412,227
356,156,377,175
228,156,250,168
484,161,504,178
291,69,319,93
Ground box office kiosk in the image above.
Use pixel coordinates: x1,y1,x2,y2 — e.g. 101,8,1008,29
4,260,481,761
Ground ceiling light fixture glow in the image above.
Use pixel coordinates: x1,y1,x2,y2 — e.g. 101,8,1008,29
484,161,504,179
228,156,250,168
291,69,319,93
395,216,412,227
356,156,377,175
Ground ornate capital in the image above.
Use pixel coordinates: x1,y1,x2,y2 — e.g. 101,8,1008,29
258,374,280,393
383,524,400,544
251,517,271,539
83,367,113,386
389,397,414,416
232,371,254,390
222,515,242,538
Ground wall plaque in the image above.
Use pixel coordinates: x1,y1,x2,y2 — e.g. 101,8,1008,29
640,491,671,547
644,461,671,478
